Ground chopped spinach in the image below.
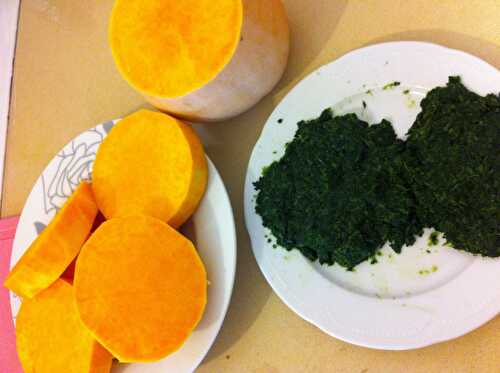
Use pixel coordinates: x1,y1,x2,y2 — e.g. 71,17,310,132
254,109,422,269
254,76,499,269
405,76,500,257
383,81,401,90
428,231,439,246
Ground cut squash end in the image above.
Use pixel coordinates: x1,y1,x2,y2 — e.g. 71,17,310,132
109,0,243,98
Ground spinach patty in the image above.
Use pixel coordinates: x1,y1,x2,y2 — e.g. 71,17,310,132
405,76,500,257
254,110,423,269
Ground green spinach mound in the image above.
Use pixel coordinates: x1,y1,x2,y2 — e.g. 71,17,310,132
254,110,423,269
255,77,500,269
405,76,500,257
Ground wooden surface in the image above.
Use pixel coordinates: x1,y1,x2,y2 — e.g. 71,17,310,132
4,0,500,372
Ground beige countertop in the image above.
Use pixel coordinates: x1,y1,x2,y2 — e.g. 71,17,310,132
4,0,500,372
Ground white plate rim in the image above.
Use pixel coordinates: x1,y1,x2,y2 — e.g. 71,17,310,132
9,119,237,372
244,41,500,350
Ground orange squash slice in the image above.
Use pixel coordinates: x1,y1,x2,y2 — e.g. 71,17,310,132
61,212,107,282
109,0,289,121
74,215,207,362
4,182,98,298
61,211,107,282
16,279,113,373
92,109,207,228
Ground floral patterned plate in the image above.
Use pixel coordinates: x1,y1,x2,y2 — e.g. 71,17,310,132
9,119,237,372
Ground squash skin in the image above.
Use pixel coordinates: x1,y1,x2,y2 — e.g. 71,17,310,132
16,279,113,373
4,182,98,298
74,215,207,362
110,0,290,121
91,109,207,228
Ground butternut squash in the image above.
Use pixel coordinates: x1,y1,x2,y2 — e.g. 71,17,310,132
92,109,207,228
109,0,290,121
16,279,112,373
61,212,106,282
74,215,207,362
4,182,98,298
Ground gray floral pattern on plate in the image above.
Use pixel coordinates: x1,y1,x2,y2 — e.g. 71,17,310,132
34,122,115,234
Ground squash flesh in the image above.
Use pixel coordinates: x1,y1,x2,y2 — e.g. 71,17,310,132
142,0,290,121
109,0,243,98
16,279,112,373
74,215,207,362
4,182,98,298
92,109,207,228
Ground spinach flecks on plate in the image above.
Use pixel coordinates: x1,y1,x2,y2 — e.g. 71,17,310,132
405,76,500,257
254,109,422,270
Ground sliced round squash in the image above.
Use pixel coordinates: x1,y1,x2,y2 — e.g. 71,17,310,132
74,215,207,362
92,109,207,228
4,182,98,298
109,0,290,121
16,279,113,373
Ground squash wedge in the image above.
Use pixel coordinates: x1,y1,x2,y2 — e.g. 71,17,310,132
5,182,98,298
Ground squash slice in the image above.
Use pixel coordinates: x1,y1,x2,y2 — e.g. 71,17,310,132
4,182,98,298
74,215,207,362
92,109,207,228
16,279,112,373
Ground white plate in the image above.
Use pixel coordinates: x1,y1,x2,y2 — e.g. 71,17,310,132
244,41,500,350
10,119,237,372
